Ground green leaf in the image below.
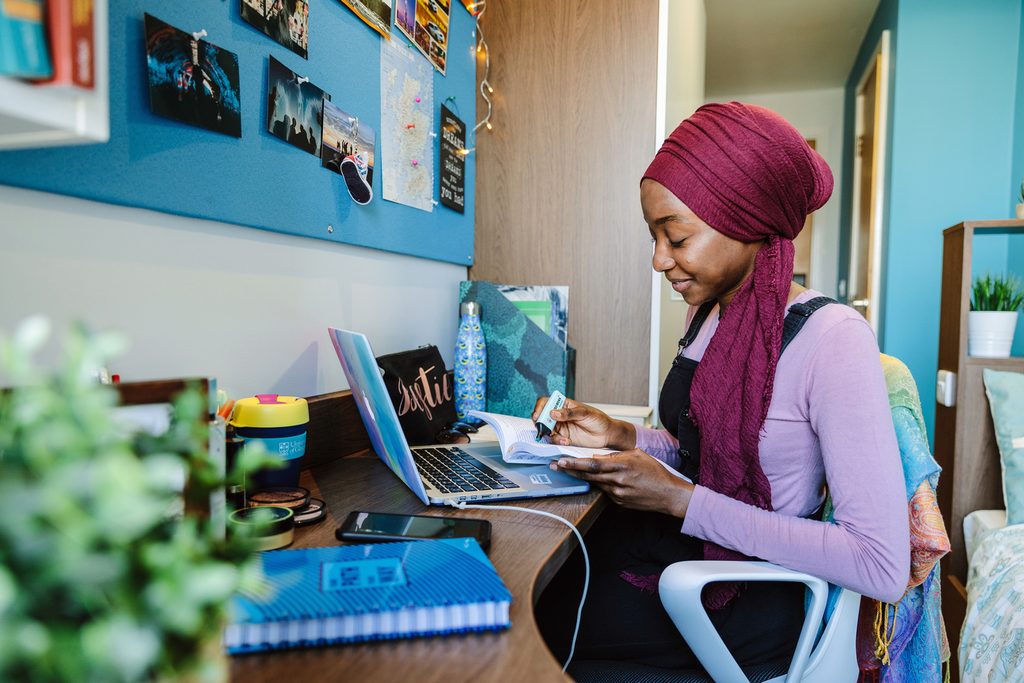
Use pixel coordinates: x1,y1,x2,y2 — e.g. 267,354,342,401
972,273,1024,311
0,319,260,681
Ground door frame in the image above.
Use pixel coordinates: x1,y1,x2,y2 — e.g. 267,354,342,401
848,29,891,334
648,0,671,420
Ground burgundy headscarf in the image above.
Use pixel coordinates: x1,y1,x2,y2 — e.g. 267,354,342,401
643,102,833,608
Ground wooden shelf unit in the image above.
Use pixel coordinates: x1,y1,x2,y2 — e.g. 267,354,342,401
935,219,1024,580
934,219,1024,678
0,0,109,150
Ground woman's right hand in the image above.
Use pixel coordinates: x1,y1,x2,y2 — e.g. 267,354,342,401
531,397,636,451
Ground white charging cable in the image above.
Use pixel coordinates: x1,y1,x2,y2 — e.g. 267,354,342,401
446,500,590,673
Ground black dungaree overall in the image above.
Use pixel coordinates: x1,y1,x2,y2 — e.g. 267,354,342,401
538,296,836,669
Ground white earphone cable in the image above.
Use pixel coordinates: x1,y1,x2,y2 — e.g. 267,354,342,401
446,500,589,673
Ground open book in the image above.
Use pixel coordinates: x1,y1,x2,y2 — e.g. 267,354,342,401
468,410,613,464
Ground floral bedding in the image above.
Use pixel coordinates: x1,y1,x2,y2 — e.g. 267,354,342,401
960,524,1024,682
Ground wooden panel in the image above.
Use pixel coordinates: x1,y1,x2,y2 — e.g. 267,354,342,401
934,224,965,558
230,455,607,682
302,390,373,469
943,573,968,681
948,361,1012,579
114,378,208,407
472,0,659,405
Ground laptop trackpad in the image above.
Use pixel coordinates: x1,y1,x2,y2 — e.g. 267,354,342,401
471,448,585,489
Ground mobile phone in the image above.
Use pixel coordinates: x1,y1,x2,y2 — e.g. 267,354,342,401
335,511,492,551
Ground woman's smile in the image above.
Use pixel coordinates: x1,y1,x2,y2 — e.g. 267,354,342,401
670,278,694,293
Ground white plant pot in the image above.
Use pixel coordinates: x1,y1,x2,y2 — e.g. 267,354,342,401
968,311,1018,358
1017,203,1024,220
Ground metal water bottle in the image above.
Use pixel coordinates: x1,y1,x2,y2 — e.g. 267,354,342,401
454,301,487,419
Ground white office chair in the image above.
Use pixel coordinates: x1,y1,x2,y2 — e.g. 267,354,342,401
658,560,860,683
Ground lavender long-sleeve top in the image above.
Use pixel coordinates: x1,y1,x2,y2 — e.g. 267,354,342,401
635,290,910,603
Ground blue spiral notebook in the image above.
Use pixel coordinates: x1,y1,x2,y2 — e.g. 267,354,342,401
225,537,512,653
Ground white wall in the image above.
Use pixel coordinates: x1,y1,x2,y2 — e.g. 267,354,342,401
704,87,846,298
652,0,706,420
0,186,466,398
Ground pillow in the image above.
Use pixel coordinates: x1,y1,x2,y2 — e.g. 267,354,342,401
982,368,1024,525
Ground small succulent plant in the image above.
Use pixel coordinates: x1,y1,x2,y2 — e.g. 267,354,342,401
971,273,1024,312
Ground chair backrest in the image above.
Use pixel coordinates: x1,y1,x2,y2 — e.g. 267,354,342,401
774,586,859,683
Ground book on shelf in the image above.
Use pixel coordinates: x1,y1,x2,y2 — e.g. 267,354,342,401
36,0,94,89
225,537,512,653
0,0,53,79
468,410,612,464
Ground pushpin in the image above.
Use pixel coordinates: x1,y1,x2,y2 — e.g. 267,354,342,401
415,97,421,103
411,159,419,166
406,123,416,129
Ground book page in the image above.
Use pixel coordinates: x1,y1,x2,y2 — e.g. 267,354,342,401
468,410,612,464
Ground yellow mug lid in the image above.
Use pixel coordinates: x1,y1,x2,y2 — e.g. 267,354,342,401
230,394,309,429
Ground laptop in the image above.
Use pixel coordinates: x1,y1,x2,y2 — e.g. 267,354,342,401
327,328,590,506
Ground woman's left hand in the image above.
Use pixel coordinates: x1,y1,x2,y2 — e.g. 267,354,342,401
550,449,694,518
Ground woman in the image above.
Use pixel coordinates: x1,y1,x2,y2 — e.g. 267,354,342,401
536,102,910,668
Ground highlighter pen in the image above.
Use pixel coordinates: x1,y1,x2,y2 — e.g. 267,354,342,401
535,391,567,441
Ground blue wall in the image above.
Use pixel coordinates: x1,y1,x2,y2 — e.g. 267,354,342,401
840,0,1023,440
0,1,477,266
882,0,1021,439
1013,6,1024,215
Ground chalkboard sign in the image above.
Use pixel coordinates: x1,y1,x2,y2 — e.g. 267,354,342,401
438,104,466,214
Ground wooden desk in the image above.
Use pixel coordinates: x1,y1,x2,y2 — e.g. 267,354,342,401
230,452,607,683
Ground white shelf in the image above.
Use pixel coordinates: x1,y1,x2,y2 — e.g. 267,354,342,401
0,0,108,150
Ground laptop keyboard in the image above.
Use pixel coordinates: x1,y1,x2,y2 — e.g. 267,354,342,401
413,447,520,494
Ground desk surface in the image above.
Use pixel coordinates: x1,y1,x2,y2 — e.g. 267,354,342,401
229,452,607,683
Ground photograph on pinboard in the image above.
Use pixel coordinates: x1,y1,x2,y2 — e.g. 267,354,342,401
321,100,376,186
266,54,329,156
240,0,310,59
395,0,449,74
338,0,393,39
144,14,242,138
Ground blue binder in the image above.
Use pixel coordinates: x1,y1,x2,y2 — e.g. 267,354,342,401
225,537,512,653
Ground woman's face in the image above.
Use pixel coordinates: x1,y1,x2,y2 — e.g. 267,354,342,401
641,179,761,307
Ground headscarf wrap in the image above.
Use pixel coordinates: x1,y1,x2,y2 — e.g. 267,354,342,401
642,102,834,608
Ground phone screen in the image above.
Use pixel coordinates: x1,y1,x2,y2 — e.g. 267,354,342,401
337,511,490,548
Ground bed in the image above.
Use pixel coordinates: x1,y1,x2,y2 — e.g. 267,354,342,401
959,509,1023,682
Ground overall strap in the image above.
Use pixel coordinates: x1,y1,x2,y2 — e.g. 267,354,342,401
780,296,838,355
678,300,717,350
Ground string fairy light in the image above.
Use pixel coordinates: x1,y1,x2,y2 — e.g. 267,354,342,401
459,1,492,156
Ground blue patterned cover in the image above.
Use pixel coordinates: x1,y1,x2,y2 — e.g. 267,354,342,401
459,281,567,418
226,537,512,653
982,369,1024,525
960,524,1024,682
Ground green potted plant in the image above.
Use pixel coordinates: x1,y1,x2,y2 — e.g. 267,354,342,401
1017,179,1024,220
970,274,1024,358
0,318,275,683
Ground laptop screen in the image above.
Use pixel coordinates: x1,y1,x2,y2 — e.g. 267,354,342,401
327,328,429,505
